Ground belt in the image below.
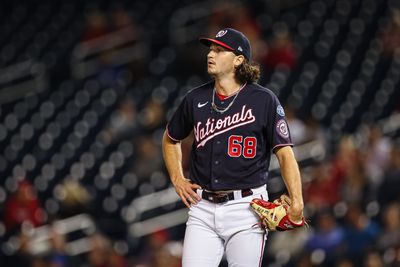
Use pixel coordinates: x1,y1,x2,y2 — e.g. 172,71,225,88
201,189,253,204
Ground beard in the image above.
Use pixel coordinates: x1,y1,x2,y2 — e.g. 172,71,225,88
207,69,216,76
207,65,218,76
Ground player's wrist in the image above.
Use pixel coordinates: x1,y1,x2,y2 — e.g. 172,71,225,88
171,175,187,185
288,215,305,225
291,201,304,209
289,197,304,209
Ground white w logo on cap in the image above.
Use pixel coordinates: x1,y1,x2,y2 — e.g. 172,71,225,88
216,30,227,37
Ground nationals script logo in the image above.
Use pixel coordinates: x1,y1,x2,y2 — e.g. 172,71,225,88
194,105,255,148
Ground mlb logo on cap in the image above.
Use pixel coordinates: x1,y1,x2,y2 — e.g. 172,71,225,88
199,28,252,61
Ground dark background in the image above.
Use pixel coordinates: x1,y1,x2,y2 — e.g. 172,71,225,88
0,0,400,266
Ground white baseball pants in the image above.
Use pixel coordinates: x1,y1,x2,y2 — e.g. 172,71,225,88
182,186,268,267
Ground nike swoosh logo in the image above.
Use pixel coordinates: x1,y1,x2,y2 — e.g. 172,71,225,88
197,102,208,108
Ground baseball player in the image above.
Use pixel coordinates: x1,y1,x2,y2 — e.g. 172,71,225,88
162,28,304,266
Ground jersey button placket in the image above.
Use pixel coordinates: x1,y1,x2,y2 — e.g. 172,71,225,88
214,141,221,180
211,113,224,188
211,139,222,187
211,146,223,186
214,158,219,184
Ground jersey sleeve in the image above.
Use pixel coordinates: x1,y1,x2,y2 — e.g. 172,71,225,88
266,94,293,152
166,95,193,141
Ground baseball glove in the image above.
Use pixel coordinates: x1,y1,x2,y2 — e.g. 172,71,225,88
250,195,306,231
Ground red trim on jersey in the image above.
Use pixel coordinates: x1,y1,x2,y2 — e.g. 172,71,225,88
258,232,266,267
165,125,181,142
200,38,235,51
216,92,229,100
272,143,293,152
215,82,247,100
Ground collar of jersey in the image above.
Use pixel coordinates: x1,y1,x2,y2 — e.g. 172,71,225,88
214,82,247,100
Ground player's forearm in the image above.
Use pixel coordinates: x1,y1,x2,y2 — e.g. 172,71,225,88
275,146,304,207
162,131,186,185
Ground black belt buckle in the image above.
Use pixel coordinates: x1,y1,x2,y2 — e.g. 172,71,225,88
203,191,230,203
215,193,230,203
242,189,253,198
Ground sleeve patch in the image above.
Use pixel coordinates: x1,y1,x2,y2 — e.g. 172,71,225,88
276,119,289,138
276,105,285,116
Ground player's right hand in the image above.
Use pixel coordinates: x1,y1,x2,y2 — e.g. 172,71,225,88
172,178,202,208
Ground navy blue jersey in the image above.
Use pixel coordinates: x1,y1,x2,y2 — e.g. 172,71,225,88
167,81,293,190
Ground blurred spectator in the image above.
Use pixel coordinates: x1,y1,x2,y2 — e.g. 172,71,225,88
305,211,344,256
82,8,109,42
15,230,35,267
334,258,355,267
80,5,141,87
267,227,310,261
331,136,358,178
3,180,47,233
381,8,400,57
361,125,392,187
208,1,265,62
329,136,370,205
58,179,91,218
102,98,138,144
340,149,370,206
32,257,50,267
263,23,297,73
378,141,400,206
153,241,182,267
111,8,136,32
304,161,342,210
87,233,111,267
138,99,166,132
97,50,126,88
390,245,400,267
342,204,380,265
132,135,163,181
285,105,308,145
110,251,129,267
135,229,170,266
304,116,328,145
363,250,384,267
376,202,400,251
294,252,315,267
47,226,72,267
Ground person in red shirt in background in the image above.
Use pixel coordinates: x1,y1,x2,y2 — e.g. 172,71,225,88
3,179,47,233
263,23,297,72
304,161,343,210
